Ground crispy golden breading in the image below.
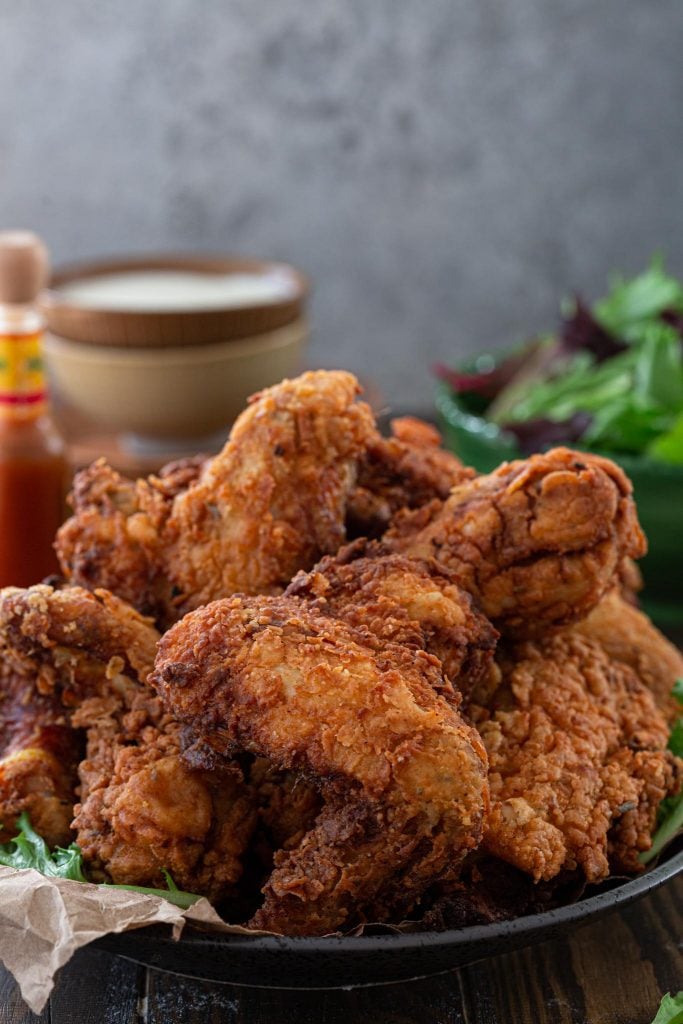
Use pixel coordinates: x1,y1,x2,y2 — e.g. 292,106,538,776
287,539,498,703
470,633,678,883
0,665,81,846
347,417,473,538
153,595,489,936
0,584,257,900
572,589,683,721
71,689,257,901
57,371,377,626
386,448,646,636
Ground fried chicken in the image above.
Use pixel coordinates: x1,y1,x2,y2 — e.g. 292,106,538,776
572,589,683,721
153,595,489,936
287,539,498,704
386,448,646,636
347,417,473,538
0,585,257,900
470,632,679,883
56,371,377,627
0,664,81,846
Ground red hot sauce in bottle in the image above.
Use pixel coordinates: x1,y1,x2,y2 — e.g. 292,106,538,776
0,232,67,587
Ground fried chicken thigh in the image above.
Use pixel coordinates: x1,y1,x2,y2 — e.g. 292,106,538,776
470,633,679,882
573,589,683,721
386,448,646,636
0,585,257,900
56,371,377,626
153,595,489,935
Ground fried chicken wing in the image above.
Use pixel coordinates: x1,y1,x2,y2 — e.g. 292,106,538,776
0,585,257,900
347,417,473,538
572,589,683,721
57,371,377,626
287,539,498,703
153,595,489,935
470,633,679,882
386,448,645,636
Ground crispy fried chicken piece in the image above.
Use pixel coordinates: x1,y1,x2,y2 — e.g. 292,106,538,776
0,585,257,900
347,417,473,538
248,758,323,852
0,664,81,846
470,633,679,882
386,448,646,637
57,371,377,626
153,595,489,936
287,539,498,704
572,589,683,722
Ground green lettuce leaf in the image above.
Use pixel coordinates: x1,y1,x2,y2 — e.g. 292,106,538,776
641,681,683,865
650,992,683,1024
649,414,683,465
595,257,683,336
0,814,201,909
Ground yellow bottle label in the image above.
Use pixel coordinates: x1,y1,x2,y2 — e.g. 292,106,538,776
0,331,47,416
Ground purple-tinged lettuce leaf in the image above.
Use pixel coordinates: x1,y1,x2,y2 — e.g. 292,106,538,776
560,296,627,363
500,412,591,455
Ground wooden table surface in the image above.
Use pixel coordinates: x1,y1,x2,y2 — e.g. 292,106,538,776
1,873,680,1024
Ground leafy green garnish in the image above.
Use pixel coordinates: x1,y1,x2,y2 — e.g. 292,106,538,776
0,814,87,881
641,681,683,865
451,256,683,461
0,813,201,909
595,256,683,337
649,414,683,465
650,991,683,1024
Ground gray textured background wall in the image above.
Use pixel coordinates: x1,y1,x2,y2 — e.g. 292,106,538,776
2,0,682,410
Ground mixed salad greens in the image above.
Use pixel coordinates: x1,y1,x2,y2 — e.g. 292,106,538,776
436,257,683,461
0,812,201,909
640,680,683,866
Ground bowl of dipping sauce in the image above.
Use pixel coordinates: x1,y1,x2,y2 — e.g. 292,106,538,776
41,255,309,443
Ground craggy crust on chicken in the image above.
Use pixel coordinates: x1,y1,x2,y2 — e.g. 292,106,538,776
470,633,679,883
287,539,498,703
572,589,683,722
153,595,489,936
347,417,473,538
386,448,646,637
0,664,81,846
56,371,377,627
0,585,257,900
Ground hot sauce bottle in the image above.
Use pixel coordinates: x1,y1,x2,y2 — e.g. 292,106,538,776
0,231,67,586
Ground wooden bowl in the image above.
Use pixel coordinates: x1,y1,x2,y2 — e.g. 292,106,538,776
45,318,308,441
41,254,308,348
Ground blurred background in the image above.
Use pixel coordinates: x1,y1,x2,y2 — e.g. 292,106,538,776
3,0,683,410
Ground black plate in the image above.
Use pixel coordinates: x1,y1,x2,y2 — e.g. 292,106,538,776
95,848,683,989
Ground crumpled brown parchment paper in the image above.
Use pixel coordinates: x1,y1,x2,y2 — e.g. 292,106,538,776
0,865,260,1013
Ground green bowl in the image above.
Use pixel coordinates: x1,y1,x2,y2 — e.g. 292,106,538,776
435,381,683,627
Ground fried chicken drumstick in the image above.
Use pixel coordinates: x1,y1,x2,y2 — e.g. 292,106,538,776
386,448,646,636
0,585,257,900
153,595,489,935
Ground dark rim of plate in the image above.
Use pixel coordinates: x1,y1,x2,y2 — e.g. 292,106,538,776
129,845,683,953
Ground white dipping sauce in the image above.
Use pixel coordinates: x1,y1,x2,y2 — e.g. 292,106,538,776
54,268,298,311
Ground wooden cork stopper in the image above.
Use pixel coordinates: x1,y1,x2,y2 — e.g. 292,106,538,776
0,231,50,304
